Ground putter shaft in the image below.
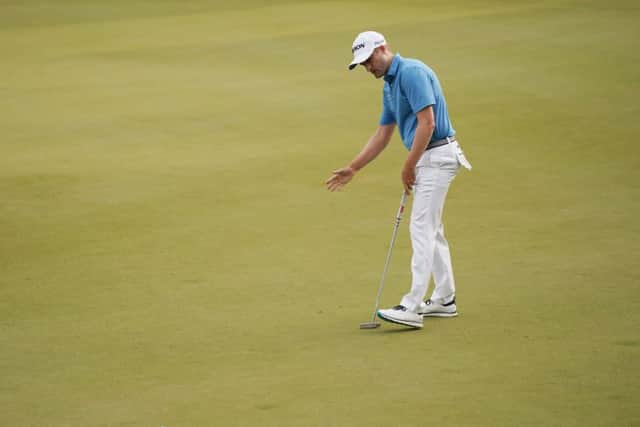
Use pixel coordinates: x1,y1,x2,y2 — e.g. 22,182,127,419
364,191,408,326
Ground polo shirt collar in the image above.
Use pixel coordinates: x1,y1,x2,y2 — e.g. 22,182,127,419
384,54,402,82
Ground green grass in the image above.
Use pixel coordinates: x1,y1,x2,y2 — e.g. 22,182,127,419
1,1,639,425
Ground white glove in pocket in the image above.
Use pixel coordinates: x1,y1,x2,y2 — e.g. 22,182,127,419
454,143,472,170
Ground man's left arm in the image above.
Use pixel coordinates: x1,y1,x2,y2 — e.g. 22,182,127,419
399,66,436,193
402,106,435,193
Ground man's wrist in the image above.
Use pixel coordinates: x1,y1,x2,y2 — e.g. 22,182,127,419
404,153,420,169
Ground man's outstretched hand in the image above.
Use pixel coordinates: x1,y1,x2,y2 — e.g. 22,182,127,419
326,167,355,191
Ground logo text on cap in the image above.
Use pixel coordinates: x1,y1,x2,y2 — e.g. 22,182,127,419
352,43,365,53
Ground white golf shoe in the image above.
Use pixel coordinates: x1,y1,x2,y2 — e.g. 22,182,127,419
377,305,423,328
417,298,458,317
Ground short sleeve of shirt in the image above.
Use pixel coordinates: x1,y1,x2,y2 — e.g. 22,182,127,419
400,66,435,113
379,86,396,125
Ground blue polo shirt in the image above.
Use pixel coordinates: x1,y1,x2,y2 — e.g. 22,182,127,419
379,54,455,150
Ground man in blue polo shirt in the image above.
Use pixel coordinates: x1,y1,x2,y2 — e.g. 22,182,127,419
326,31,472,328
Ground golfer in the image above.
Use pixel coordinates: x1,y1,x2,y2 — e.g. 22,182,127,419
326,31,472,328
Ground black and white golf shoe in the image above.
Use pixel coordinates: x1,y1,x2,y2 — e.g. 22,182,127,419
417,298,458,317
377,305,423,328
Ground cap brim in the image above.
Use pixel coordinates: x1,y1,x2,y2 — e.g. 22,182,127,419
347,49,374,70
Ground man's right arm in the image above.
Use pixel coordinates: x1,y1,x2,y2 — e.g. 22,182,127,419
326,124,395,191
349,124,395,172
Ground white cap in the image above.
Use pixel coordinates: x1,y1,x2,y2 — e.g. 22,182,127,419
348,31,387,70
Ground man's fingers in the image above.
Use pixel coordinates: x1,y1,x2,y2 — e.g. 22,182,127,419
328,182,342,192
403,180,413,194
326,167,353,191
326,169,347,184
326,173,344,183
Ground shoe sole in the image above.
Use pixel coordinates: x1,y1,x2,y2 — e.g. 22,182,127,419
376,311,423,328
419,312,458,318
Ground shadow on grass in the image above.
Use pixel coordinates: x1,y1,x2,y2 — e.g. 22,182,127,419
380,328,421,334
360,317,457,334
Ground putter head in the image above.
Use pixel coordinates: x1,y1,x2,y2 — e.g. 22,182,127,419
359,322,381,329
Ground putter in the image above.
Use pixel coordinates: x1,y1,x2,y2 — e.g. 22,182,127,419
360,191,409,329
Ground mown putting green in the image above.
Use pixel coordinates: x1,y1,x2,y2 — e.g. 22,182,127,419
1,1,638,425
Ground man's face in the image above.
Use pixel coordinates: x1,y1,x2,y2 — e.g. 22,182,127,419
360,48,387,79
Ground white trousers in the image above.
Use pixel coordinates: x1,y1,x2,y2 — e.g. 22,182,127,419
400,141,471,312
